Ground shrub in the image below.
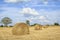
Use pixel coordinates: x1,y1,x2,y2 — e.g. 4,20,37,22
9,25,13,27
0,25,4,27
54,23,59,26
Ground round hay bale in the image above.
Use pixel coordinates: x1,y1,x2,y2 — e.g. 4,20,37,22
12,23,29,35
35,24,42,30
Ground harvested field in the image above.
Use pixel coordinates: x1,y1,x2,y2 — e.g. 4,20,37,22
0,26,60,40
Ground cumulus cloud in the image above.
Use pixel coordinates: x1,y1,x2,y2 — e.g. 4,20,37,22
39,16,46,20
43,1,48,5
31,0,48,5
0,7,26,25
28,16,49,23
20,7,39,16
4,0,31,3
5,0,17,3
42,0,48,5
4,0,48,5
39,16,49,22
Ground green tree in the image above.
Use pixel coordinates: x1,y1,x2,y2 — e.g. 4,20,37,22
26,20,30,25
54,23,59,26
1,17,12,27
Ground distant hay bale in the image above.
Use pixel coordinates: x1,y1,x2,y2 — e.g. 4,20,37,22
43,26,48,28
12,23,29,35
35,24,42,30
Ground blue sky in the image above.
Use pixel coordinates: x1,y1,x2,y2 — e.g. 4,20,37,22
0,0,60,25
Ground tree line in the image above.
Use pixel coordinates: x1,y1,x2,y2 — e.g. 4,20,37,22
0,17,30,27
0,17,60,27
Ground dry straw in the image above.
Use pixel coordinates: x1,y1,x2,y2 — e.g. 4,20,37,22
0,36,4,40
12,23,29,35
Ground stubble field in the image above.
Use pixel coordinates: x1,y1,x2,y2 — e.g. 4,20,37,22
0,26,60,40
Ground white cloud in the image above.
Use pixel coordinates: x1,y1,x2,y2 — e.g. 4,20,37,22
39,16,46,20
0,7,26,25
4,0,31,3
20,7,39,15
42,0,48,5
4,0,17,3
4,0,48,5
32,0,48,5
27,15,49,23
43,1,48,5
39,16,49,22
